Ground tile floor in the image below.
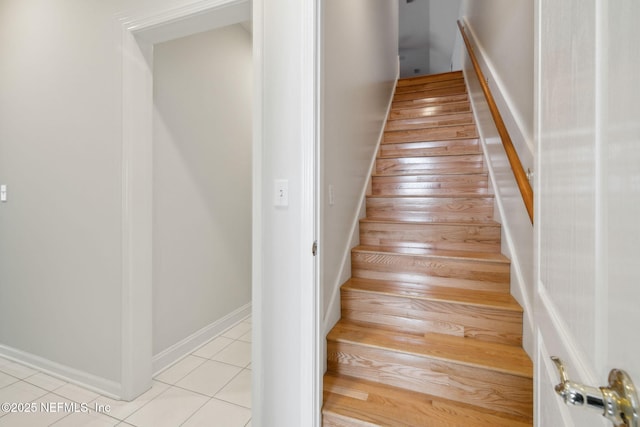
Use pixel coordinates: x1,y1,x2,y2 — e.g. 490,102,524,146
0,316,252,427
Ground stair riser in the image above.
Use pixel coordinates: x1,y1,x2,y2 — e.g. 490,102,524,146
324,374,533,427
389,102,471,120
378,139,480,158
371,181,489,196
385,113,474,131
384,125,478,144
392,94,469,110
395,78,465,94
359,221,500,253
322,411,379,427
375,155,484,175
394,85,467,102
351,251,509,292
327,341,533,419
341,291,523,346
366,197,494,223
396,71,463,87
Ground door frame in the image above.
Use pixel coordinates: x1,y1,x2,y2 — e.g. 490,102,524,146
118,0,253,401
118,4,321,424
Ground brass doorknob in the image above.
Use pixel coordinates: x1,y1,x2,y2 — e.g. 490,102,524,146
551,356,639,427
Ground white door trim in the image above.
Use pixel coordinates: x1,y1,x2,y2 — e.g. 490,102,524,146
118,2,322,423
117,0,251,401
299,0,322,424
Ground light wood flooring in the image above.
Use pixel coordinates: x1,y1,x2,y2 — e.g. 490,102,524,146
322,71,533,426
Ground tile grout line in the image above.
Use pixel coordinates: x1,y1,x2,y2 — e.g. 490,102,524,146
0,315,252,426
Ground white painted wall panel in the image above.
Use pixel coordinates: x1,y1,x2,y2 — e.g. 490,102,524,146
463,48,535,355
0,0,126,384
0,0,249,397
255,0,320,423
152,25,252,357
538,0,597,368
461,0,534,152
605,0,640,384
320,0,398,334
460,18,535,355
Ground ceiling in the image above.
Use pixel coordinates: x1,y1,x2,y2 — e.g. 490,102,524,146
398,0,462,77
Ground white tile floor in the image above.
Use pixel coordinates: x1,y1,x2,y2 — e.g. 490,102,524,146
0,316,252,427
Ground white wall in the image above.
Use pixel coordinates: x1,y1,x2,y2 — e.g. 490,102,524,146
458,0,535,355
0,0,128,389
320,0,398,335
0,0,386,421
152,25,252,361
459,0,534,157
0,0,252,398
399,0,462,76
253,0,319,423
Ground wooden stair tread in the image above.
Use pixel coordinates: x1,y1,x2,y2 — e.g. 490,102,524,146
376,152,483,164
328,320,532,378
367,193,493,200
387,110,473,120
371,170,487,178
342,277,522,312
378,139,481,157
392,94,470,110
384,122,477,134
383,126,479,144
358,219,502,253
323,71,532,426
377,149,481,159
353,245,510,264
389,102,472,120
366,199,494,223
395,81,467,96
370,187,492,197
359,218,500,227
323,373,532,427
385,115,475,132
393,90,468,105
394,84,467,98
371,173,487,179
397,71,464,87
397,75,464,85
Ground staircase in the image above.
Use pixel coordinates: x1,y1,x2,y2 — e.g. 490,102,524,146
322,71,533,426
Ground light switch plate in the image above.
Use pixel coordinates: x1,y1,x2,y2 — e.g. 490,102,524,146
274,179,289,207
0,185,6,202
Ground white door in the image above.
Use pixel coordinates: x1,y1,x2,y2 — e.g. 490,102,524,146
535,0,640,426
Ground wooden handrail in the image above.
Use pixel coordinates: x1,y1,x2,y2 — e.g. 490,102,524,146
457,20,534,224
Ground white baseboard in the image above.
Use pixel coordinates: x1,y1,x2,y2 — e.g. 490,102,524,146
0,302,251,400
0,345,122,399
152,302,251,375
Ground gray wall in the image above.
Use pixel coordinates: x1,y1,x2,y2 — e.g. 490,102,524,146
152,25,252,356
321,0,398,333
458,0,535,354
399,0,462,76
460,0,534,148
0,0,126,385
0,0,251,396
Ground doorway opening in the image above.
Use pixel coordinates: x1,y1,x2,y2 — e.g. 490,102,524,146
119,0,253,401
